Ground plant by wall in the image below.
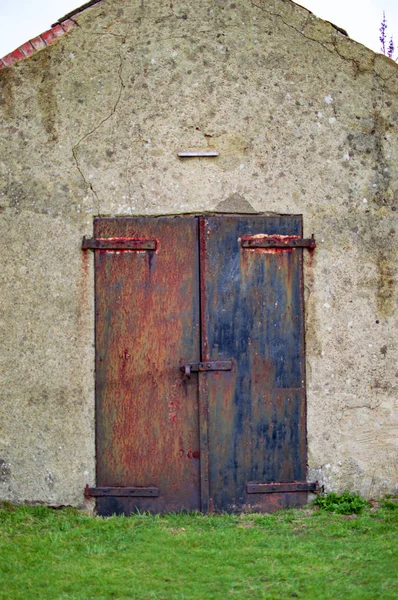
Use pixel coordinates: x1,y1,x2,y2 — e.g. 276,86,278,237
380,11,397,61
313,491,369,515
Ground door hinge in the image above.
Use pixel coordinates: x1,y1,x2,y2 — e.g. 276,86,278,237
241,234,316,249
180,360,233,378
82,237,157,251
84,485,159,498
246,482,320,494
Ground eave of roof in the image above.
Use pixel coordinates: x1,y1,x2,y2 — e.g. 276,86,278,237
0,0,350,71
0,0,103,70
52,0,103,26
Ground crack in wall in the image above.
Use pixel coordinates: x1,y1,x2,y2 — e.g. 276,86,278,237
72,49,125,215
330,43,381,80
72,148,100,214
333,45,363,75
91,31,126,41
249,0,336,56
249,0,397,83
124,130,147,210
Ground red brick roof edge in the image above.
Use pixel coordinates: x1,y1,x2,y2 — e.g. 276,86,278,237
0,1,104,70
0,20,76,70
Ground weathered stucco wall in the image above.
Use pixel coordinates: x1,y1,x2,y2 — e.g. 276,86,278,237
0,0,397,506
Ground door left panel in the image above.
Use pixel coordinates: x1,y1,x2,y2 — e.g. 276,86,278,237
94,217,200,515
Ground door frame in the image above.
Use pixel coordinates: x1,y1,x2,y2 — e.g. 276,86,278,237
83,214,318,513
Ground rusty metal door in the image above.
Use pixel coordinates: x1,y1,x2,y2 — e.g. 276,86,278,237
200,216,308,512
92,217,201,515
87,215,312,515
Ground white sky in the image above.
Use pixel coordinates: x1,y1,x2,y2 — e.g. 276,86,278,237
0,0,397,58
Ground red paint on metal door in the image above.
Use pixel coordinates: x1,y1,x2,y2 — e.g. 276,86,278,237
94,217,200,515
90,215,312,515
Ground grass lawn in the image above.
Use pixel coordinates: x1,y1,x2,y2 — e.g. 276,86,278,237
0,502,397,599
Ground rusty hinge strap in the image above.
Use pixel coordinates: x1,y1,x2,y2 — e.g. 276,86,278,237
84,485,159,498
82,237,157,251
180,361,232,374
247,482,319,494
241,235,316,249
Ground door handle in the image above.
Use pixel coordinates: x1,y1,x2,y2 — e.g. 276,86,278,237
180,361,233,378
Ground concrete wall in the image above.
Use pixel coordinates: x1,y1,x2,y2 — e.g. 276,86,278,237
0,0,397,506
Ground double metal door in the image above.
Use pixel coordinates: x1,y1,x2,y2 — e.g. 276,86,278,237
86,215,311,515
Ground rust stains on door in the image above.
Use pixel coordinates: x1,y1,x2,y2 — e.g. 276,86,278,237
94,217,200,515
200,216,307,512
90,215,312,515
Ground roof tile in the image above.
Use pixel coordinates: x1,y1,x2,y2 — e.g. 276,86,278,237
11,48,25,60
51,24,65,38
30,36,47,51
60,19,76,32
41,29,57,45
19,41,36,57
2,54,18,67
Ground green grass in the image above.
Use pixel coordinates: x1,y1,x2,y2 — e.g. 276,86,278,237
0,502,397,599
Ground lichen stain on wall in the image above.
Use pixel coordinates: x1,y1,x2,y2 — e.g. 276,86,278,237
369,114,394,208
346,112,394,206
214,134,251,171
34,52,59,142
21,49,61,141
0,460,11,484
376,253,396,317
77,250,91,336
303,250,322,358
0,68,20,121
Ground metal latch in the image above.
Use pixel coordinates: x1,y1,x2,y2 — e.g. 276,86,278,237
85,485,159,498
82,237,157,251
241,234,316,249
246,481,320,494
180,361,233,378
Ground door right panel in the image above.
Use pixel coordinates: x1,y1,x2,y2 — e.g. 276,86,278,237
200,216,307,512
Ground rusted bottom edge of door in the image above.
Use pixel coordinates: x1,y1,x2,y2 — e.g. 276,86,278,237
85,485,159,498
246,482,319,494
